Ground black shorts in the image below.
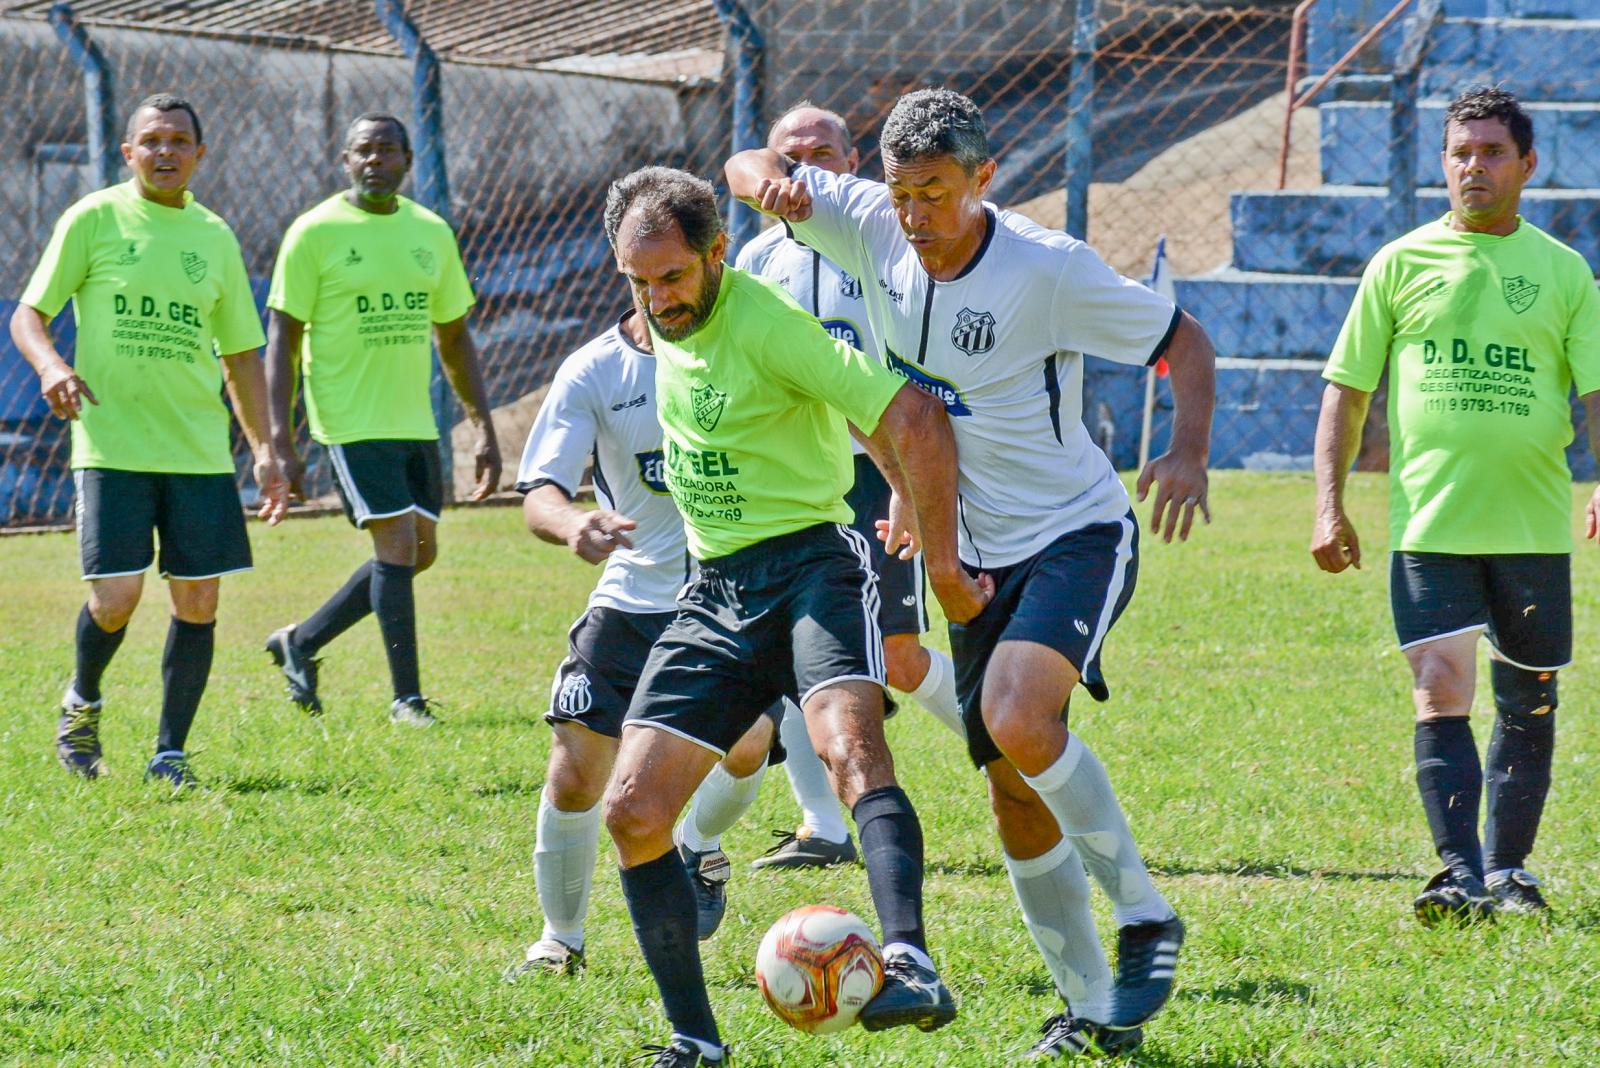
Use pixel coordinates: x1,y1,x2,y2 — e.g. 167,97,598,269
624,523,887,756
1390,551,1572,670
949,513,1139,768
551,605,787,758
846,455,928,637
327,439,443,528
74,468,251,581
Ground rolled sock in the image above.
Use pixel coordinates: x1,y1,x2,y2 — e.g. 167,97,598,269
1485,707,1556,873
156,618,214,753
371,560,420,700
851,785,927,950
778,700,849,843
680,761,767,853
73,603,126,703
1006,838,1113,1024
295,560,374,653
534,789,601,949
619,850,720,1048
1022,735,1173,926
1414,718,1484,880
907,648,966,739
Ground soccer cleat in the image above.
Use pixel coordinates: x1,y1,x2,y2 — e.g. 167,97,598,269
265,625,323,715
55,690,105,779
1104,914,1185,1029
679,842,731,940
504,937,585,979
1486,868,1548,916
144,750,196,789
1028,1013,1144,1060
749,827,859,870
1414,868,1496,927
635,1040,728,1066
389,695,439,728
858,953,958,1033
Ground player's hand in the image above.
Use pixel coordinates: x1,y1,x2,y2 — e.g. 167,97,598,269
470,428,502,502
39,362,97,420
1585,485,1600,544
875,491,921,560
932,569,994,625
569,509,636,564
1310,507,1361,572
253,450,290,526
273,443,307,501
1136,450,1210,543
754,176,812,222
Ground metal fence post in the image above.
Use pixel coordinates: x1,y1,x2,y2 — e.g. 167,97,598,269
1064,0,1098,240
712,0,764,255
47,3,117,190
1389,0,1442,237
374,0,455,491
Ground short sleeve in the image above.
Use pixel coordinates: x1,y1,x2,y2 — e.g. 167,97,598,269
212,240,267,354
1564,270,1600,397
787,166,897,287
1324,251,1396,392
430,228,474,324
20,204,92,318
762,299,902,434
266,221,319,323
515,358,598,496
1050,242,1179,367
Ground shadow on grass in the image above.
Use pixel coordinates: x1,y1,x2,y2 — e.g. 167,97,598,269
221,774,361,796
467,780,545,798
1178,977,1314,1006
927,857,1008,878
1151,859,1420,884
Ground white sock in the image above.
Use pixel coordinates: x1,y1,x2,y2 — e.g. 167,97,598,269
882,941,936,972
674,1034,725,1061
534,788,601,950
679,760,767,852
906,648,965,738
1006,838,1113,1023
777,699,850,843
1022,735,1174,927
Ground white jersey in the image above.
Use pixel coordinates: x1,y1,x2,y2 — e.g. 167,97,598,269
735,223,881,457
791,164,1179,568
515,316,688,613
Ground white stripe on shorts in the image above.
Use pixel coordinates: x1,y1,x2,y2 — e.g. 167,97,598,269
327,444,371,525
835,524,885,683
1083,514,1136,669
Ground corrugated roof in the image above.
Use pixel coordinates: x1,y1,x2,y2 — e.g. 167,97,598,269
0,0,725,78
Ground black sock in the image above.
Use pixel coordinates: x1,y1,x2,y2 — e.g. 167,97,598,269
296,561,374,653
73,603,126,703
157,618,214,753
1484,708,1556,873
370,561,419,700
1414,718,1483,880
618,850,721,1047
851,785,927,950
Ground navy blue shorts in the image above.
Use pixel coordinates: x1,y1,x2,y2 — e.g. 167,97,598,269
327,438,443,528
846,456,927,638
949,513,1139,768
1390,551,1571,670
74,468,251,581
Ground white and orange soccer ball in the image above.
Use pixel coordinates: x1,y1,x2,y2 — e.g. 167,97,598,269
755,905,885,1034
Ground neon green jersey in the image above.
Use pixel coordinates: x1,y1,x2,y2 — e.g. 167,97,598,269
1326,214,1600,554
267,194,474,445
652,267,904,560
20,181,265,474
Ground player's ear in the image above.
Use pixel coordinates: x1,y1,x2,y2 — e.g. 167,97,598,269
846,147,860,174
1522,146,1537,183
973,158,997,198
709,230,728,264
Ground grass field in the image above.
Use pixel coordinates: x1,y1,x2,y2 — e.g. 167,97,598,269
2,471,1598,1067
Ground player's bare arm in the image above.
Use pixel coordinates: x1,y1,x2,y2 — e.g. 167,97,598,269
220,349,290,525
523,482,636,565
1310,381,1372,572
1583,390,1600,544
434,314,502,500
725,149,813,223
1135,311,1216,543
263,308,307,499
9,303,98,420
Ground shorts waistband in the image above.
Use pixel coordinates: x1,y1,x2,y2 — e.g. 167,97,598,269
696,522,843,574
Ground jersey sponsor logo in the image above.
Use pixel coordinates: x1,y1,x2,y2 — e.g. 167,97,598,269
1503,276,1540,315
114,242,139,266
343,247,363,267
179,251,208,284
950,307,996,356
691,383,728,431
839,272,863,300
901,594,917,607
411,247,435,273
1073,619,1089,636
635,449,670,494
557,671,593,715
879,278,905,305
822,318,862,349
885,347,971,416
611,393,647,412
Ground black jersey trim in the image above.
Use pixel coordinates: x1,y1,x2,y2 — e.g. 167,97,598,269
615,311,651,357
590,446,612,504
1146,305,1183,367
949,209,996,282
810,249,821,317
915,284,936,365
1043,353,1063,444
516,476,574,498
957,496,982,568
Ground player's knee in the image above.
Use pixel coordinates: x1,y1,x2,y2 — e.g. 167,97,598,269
168,580,220,624
982,700,1059,764
1410,654,1473,719
546,758,607,812
1491,660,1558,718
882,639,927,693
722,719,772,779
602,782,667,850
89,586,141,630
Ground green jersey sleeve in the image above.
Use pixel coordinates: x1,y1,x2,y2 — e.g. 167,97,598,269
267,221,320,323
20,203,92,317
1564,274,1600,397
213,240,267,354
1324,249,1396,392
764,307,903,435
430,231,474,324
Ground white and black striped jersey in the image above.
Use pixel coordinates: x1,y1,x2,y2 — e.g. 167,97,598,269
791,164,1180,568
515,315,688,613
734,223,881,457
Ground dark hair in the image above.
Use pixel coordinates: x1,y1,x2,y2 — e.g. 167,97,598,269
767,99,851,151
603,166,724,255
1443,85,1533,156
880,87,991,172
346,112,411,154
126,93,202,145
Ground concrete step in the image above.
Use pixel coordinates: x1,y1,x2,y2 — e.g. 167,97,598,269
1308,3,1597,76
1174,269,1358,360
1321,101,1600,189
1230,186,1600,275
1421,18,1600,102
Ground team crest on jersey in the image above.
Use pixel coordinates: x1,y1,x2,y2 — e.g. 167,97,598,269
635,449,670,494
343,247,363,267
411,247,435,273
115,242,139,265
839,272,862,300
179,251,207,283
950,307,996,356
557,671,593,715
691,384,727,432
1503,276,1539,314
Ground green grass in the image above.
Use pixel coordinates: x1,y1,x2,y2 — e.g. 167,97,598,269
2,471,1597,1066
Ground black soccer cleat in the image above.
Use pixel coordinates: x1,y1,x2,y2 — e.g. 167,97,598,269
55,690,105,779
858,953,958,1033
679,842,730,940
1104,914,1184,1030
1486,868,1549,915
389,695,440,728
265,625,323,715
749,827,858,870
504,937,585,979
635,1040,729,1066
1414,868,1496,927
1028,1013,1144,1060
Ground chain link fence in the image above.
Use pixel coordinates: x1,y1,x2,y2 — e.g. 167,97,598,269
3,0,1596,528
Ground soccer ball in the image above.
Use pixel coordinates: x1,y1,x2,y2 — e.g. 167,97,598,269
755,905,884,1034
